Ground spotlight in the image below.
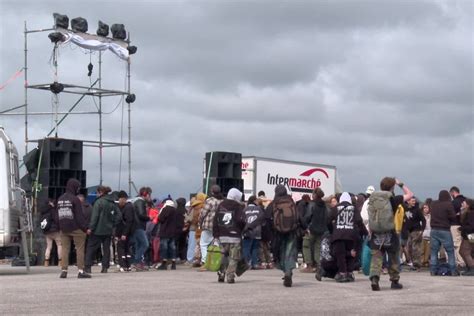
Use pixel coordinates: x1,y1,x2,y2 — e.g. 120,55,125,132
53,13,69,29
125,94,136,103
50,82,64,94
96,20,109,37
127,46,137,55
48,32,65,43
111,24,126,40
71,17,88,33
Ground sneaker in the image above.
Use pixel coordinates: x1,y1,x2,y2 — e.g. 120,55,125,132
283,274,292,287
335,272,348,283
101,267,108,273
390,280,403,289
171,261,177,270
315,267,322,282
370,276,380,291
300,266,313,273
217,272,225,283
157,262,168,270
59,271,67,279
78,272,91,279
227,273,235,284
347,273,355,282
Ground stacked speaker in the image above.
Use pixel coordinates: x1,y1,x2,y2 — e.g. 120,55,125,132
22,138,86,201
203,151,243,197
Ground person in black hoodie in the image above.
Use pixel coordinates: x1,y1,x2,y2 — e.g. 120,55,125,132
175,198,188,262
213,188,246,284
302,188,327,277
459,199,474,276
267,185,300,287
242,195,265,269
329,192,363,283
157,199,184,270
404,197,426,270
57,178,90,279
41,199,62,267
115,191,136,272
430,190,458,276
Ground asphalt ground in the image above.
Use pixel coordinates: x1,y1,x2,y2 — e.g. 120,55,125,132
1,264,473,315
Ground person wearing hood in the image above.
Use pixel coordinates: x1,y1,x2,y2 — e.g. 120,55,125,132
198,185,224,271
266,185,299,287
85,186,122,274
157,199,183,270
57,178,90,279
175,198,188,263
328,192,362,282
185,193,207,265
302,188,328,276
430,190,458,276
213,188,246,283
404,197,426,270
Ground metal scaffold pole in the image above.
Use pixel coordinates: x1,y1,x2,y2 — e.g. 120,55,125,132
99,51,103,186
24,21,28,154
127,33,132,196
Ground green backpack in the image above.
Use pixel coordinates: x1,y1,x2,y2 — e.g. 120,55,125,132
368,191,395,233
205,242,222,272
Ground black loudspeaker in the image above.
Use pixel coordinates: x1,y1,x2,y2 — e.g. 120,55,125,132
22,138,86,201
111,24,126,40
203,177,244,197
53,13,69,29
71,17,88,33
204,151,242,179
203,152,243,196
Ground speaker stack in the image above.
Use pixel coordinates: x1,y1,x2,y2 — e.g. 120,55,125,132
203,151,243,197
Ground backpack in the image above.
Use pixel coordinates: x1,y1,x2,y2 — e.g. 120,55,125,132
309,202,328,235
40,212,53,233
273,196,298,233
368,191,394,233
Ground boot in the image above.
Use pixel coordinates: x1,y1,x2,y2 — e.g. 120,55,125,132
171,261,177,270
370,276,380,291
157,260,168,270
390,280,403,289
44,259,50,267
315,266,322,282
335,272,348,283
283,273,292,287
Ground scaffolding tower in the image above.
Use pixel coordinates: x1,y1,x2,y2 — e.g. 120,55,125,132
1,21,135,194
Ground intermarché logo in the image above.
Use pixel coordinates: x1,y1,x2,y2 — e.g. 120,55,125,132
266,168,330,193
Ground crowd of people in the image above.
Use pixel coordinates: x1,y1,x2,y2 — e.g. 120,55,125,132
40,177,474,290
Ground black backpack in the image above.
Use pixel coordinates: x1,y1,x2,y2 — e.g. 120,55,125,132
309,201,328,235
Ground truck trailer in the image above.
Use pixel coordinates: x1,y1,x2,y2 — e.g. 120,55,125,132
242,156,341,200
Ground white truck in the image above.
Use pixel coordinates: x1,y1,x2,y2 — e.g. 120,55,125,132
0,126,32,270
242,156,341,200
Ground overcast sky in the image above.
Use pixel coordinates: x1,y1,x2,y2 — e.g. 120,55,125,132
1,0,473,201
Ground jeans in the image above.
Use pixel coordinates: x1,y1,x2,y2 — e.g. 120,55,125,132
187,231,197,262
242,238,260,266
430,229,456,274
132,229,149,264
160,237,177,260
200,230,214,264
277,233,297,276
